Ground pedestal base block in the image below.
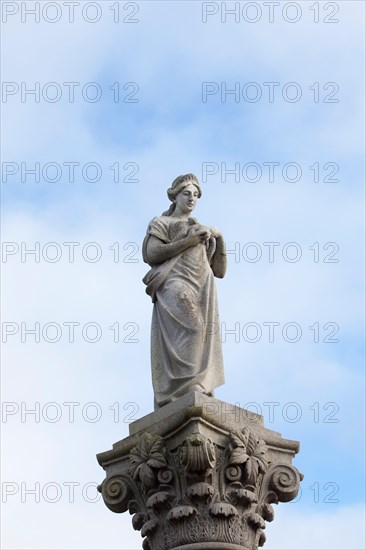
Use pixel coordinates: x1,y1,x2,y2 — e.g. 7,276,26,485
97,392,302,550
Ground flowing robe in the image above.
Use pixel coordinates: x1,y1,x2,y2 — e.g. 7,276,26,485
142,215,225,407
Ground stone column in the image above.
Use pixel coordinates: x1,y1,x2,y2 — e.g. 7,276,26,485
97,392,302,550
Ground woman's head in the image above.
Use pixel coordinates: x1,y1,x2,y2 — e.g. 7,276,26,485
163,174,202,216
168,174,202,202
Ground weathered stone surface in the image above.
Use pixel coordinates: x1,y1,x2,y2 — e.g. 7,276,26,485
142,174,227,409
129,392,265,437
97,392,302,550
97,178,302,549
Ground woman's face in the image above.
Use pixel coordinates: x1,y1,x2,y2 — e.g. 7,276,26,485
175,183,199,215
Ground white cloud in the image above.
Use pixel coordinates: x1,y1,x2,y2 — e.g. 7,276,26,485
2,1,364,549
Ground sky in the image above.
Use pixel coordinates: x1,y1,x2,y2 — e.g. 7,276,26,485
1,1,365,549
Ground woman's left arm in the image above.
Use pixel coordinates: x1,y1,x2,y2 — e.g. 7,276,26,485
210,229,227,278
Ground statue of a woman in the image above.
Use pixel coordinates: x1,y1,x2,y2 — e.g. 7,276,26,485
142,174,226,409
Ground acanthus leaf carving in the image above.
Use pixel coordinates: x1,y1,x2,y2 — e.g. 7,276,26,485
129,433,168,492
209,502,239,518
261,502,275,522
187,481,215,501
99,426,302,550
132,512,146,531
146,490,171,509
140,518,159,537
228,427,269,489
167,505,197,521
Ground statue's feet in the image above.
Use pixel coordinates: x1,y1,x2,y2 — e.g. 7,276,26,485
189,384,206,393
155,387,216,410
189,385,215,398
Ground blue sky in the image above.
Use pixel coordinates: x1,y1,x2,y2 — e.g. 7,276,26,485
1,1,365,549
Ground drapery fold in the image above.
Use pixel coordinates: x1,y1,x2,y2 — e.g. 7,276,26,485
143,216,225,407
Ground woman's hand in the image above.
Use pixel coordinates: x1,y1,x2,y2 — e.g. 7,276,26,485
187,224,212,245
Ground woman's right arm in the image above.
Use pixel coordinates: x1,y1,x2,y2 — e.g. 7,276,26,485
146,228,210,265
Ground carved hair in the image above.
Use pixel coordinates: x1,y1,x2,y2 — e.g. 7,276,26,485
162,174,202,216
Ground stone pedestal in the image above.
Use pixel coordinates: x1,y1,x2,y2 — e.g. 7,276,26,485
97,392,302,550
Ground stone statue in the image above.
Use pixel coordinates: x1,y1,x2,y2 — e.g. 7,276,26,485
142,173,227,408
98,174,302,550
